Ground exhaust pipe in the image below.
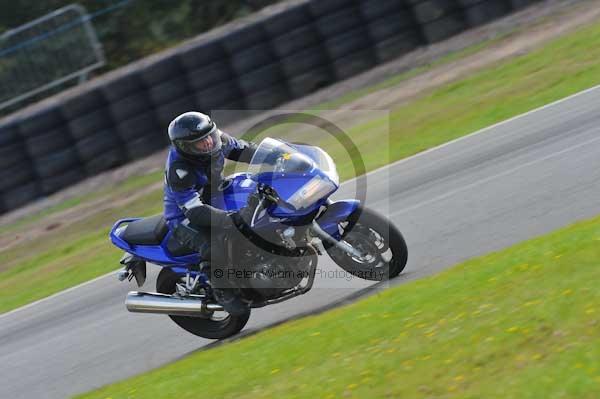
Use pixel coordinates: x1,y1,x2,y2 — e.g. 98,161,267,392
125,291,224,317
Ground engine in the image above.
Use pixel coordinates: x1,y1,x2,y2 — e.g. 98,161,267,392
237,247,313,299
221,213,318,300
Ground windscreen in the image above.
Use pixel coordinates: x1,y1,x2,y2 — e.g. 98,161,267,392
247,138,316,177
247,138,338,210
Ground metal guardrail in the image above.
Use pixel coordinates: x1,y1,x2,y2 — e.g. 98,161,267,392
0,4,105,111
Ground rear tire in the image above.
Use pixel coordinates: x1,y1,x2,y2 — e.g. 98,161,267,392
156,268,250,340
326,206,408,281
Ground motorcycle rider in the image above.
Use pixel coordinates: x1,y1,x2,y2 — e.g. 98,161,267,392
164,111,258,315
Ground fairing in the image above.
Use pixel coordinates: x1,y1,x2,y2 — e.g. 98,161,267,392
109,138,359,275
110,219,201,266
315,199,360,238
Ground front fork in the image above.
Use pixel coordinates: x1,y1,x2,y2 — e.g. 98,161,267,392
311,221,367,261
312,199,367,261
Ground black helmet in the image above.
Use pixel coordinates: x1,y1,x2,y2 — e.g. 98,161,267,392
168,112,222,158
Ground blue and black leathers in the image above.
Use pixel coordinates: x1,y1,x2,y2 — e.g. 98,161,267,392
163,131,256,230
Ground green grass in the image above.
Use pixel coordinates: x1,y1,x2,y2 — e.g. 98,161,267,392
0,186,164,313
317,33,510,110
244,19,600,181
0,170,163,235
77,212,600,398
329,18,600,178
5,16,600,313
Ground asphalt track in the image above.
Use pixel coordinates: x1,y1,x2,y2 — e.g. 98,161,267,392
2,85,600,398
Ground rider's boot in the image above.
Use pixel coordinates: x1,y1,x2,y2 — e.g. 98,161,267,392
200,249,250,317
211,287,249,316
173,217,250,316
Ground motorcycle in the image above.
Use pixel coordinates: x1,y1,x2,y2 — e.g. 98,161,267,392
109,137,408,339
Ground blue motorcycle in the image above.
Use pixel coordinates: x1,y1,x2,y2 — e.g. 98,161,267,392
110,138,407,339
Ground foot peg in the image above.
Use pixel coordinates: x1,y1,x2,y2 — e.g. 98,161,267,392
118,253,147,287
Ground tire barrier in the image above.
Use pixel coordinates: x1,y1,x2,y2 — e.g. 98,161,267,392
155,95,198,128
461,0,511,27
115,111,164,158
24,127,72,159
0,142,27,170
108,92,153,122
185,61,232,93
0,120,20,147
0,162,34,193
0,118,40,213
101,71,146,103
0,0,543,214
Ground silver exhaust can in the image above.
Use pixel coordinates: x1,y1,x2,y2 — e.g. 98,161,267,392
125,291,224,317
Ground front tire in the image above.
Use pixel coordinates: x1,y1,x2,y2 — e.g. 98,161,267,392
156,268,250,340
326,206,408,281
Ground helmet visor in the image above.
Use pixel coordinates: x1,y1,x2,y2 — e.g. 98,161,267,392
177,129,222,155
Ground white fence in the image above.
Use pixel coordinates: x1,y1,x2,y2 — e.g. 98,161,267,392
0,4,105,111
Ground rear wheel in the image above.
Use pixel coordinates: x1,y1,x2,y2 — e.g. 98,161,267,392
326,206,408,281
156,268,250,339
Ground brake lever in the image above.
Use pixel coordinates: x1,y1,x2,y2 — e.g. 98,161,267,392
264,193,278,203
258,183,279,203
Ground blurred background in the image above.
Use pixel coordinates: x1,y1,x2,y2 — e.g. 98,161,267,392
0,0,543,215
2,1,600,398
0,0,279,114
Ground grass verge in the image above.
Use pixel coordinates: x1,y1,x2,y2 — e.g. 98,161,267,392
0,170,164,235
0,189,164,312
77,212,600,398
4,17,600,313
329,17,600,178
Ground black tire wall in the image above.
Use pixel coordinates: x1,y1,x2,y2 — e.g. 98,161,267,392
0,0,542,213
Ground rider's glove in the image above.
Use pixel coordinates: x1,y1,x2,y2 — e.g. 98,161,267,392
172,220,206,252
231,191,261,230
184,202,234,229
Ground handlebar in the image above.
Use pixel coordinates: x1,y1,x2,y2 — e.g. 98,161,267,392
256,183,280,204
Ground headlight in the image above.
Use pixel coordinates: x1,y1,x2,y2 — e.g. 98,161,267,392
286,175,336,209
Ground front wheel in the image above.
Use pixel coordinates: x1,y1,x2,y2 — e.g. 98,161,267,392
156,268,250,340
326,206,408,281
